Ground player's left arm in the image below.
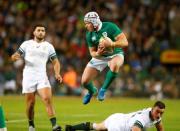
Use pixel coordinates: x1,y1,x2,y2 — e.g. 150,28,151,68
155,121,164,131
99,33,128,48
51,58,62,83
112,32,128,48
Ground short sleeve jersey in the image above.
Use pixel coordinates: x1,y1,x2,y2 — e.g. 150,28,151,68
86,22,124,56
126,108,161,130
18,40,57,74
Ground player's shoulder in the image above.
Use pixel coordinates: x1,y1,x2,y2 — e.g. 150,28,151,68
144,107,152,112
21,39,34,46
43,40,50,44
103,21,117,26
85,31,93,40
43,41,55,48
23,39,33,43
86,31,91,36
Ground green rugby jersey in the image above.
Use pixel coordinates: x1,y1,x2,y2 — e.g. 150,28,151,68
86,22,124,57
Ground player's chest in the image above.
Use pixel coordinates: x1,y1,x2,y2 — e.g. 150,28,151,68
26,44,49,57
91,31,110,45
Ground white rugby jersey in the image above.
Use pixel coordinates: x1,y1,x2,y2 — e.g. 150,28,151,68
125,108,161,130
18,39,57,75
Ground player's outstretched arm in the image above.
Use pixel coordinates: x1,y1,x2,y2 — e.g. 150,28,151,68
11,52,21,61
51,58,62,83
155,121,164,131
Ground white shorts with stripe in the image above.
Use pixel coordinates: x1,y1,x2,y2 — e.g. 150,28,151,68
87,54,124,72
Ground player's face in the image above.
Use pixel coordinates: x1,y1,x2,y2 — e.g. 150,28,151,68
151,107,165,120
33,27,46,41
84,21,94,32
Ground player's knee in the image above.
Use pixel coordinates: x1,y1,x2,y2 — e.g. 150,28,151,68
81,78,89,86
110,64,121,72
42,97,51,104
28,100,35,108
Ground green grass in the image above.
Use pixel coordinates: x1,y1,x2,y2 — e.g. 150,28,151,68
1,96,180,131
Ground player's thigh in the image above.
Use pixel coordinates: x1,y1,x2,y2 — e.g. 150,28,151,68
38,87,52,101
81,66,99,84
22,77,37,94
25,93,36,104
109,55,124,71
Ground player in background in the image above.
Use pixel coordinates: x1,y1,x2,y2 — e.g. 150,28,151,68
65,101,165,131
81,11,128,104
11,24,62,131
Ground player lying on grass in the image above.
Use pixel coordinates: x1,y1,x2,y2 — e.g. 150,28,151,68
82,11,128,104
65,101,165,131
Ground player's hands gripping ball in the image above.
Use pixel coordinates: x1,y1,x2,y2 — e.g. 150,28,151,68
99,36,114,54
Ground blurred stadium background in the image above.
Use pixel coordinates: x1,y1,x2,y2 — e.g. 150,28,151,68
0,0,180,130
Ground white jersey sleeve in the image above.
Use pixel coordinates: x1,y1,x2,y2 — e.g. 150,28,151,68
17,41,27,55
132,114,147,129
128,108,151,129
48,43,57,61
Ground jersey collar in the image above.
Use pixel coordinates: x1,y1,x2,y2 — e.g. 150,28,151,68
96,22,102,31
149,110,154,121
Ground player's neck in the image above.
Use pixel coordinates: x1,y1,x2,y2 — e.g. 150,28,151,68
34,38,44,43
149,110,154,121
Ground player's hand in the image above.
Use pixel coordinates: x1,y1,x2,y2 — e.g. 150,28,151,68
99,37,113,48
11,52,21,61
97,44,106,55
55,74,63,83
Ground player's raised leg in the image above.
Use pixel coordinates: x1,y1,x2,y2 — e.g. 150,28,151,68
98,55,124,101
38,87,61,131
81,66,98,104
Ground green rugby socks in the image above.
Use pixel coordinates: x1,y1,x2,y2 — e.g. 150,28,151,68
101,70,118,90
83,82,97,94
0,106,6,129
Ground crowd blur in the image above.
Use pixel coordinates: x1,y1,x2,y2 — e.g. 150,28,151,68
0,0,179,99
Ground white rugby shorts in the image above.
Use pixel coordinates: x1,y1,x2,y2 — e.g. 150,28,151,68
87,54,124,72
22,73,51,93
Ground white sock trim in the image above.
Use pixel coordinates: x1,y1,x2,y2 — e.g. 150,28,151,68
92,123,97,129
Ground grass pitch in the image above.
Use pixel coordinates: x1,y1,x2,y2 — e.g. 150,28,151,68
1,96,180,131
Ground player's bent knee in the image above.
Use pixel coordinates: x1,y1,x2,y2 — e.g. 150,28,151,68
81,78,90,86
42,97,51,104
28,101,35,109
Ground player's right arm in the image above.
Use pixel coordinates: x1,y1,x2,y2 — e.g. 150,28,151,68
155,121,164,131
11,42,26,61
11,52,21,61
86,32,105,58
89,46,105,58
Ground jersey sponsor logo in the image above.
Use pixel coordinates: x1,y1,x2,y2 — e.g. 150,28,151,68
92,36,96,41
102,32,107,37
